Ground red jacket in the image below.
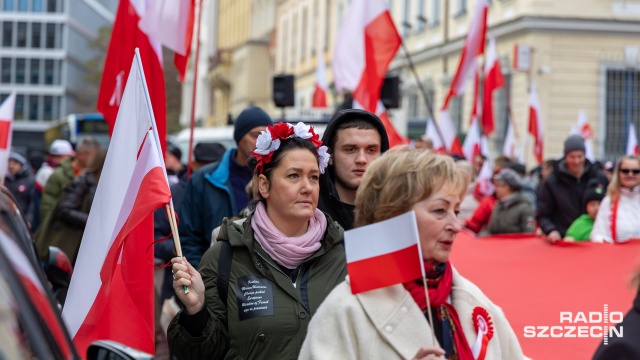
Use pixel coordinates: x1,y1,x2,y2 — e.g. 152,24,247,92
464,195,497,234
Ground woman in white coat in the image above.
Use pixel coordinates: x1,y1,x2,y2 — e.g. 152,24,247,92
591,155,640,243
299,151,524,360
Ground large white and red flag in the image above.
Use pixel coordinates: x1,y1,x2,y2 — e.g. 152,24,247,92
627,122,639,156
63,50,172,356
345,211,424,294
442,0,489,109
333,0,407,147
138,0,195,82
312,54,328,107
528,81,544,164
439,110,464,155
98,0,167,152
482,38,505,136
571,110,595,162
0,92,16,182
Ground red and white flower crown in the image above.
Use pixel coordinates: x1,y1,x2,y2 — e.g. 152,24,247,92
253,122,330,175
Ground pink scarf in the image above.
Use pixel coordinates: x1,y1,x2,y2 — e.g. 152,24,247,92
251,202,327,269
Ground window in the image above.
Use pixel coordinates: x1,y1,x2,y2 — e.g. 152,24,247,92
17,0,26,11
431,0,441,26
604,69,640,160
30,59,39,84
2,22,13,47
31,22,41,48
3,0,13,11
416,0,426,33
301,7,307,62
1,58,11,83
28,95,39,120
402,0,410,38
449,95,463,133
455,0,467,17
45,23,55,48
32,0,42,11
16,22,26,48
43,95,53,120
15,94,24,120
291,13,297,67
15,58,25,84
407,90,419,118
46,0,56,12
324,0,331,51
44,59,53,84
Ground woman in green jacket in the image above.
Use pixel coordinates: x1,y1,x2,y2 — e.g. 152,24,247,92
168,122,346,359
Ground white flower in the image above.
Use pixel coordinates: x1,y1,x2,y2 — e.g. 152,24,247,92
254,129,273,155
293,122,312,139
317,146,330,174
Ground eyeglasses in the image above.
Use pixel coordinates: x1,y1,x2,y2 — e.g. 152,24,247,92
620,168,640,175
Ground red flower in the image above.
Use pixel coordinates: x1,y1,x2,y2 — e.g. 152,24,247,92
308,127,323,147
252,152,274,174
270,122,294,141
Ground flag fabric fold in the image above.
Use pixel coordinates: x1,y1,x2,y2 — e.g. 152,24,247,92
98,0,167,152
439,110,464,155
426,117,445,153
63,51,172,356
528,81,544,164
626,122,639,156
442,0,489,109
0,92,16,182
482,38,505,136
463,116,481,161
345,211,424,294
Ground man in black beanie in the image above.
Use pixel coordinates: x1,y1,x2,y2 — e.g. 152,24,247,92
177,106,273,267
537,134,608,243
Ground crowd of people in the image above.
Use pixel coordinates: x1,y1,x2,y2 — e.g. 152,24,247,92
5,105,639,359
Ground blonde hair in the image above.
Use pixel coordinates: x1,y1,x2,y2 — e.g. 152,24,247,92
607,155,640,201
354,151,468,227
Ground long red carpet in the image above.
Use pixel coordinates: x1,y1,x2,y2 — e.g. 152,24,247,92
450,230,640,360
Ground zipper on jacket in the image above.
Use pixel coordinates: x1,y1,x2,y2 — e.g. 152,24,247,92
254,251,298,287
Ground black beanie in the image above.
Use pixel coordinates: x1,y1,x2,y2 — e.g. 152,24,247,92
233,106,273,144
167,143,182,161
583,179,606,207
564,134,586,156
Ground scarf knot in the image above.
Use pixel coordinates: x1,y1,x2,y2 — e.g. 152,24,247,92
251,202,327,269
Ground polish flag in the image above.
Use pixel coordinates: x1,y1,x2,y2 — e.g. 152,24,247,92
442,0,489,109
345,211,424,294
482,38,505,136
138,0,195,82
476,160,495,198
98,0,167,152
375,101,409,148
463,116,482,161
503,119,523,163
63,51,172,356
627,122,639,156
528,81,544,164
333,0,407,145
426,117,445,153
571,110,595,162
312,54,328,108
439,110,464,155
0,229,75,358
0,92,16,182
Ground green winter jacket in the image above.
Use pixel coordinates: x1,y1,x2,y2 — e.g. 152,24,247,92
488,191,536,235
40,157,75,222
167,212,347,360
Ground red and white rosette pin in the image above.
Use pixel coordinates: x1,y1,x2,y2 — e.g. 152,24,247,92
471,307,494,360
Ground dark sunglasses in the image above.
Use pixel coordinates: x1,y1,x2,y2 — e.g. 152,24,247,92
620,168,640,175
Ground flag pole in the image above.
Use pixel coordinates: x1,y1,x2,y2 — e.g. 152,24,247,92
413,214,437,346
134,47,190,294
186,0,205,180
400,42,448,152
165,203,189,294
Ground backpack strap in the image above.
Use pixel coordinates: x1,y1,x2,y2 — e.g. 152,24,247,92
217,240,234,308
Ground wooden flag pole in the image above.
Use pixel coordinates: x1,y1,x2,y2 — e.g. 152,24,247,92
166,203,189,294
422,278,437,346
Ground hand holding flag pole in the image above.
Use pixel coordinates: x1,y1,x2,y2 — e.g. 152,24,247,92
165,203,189,294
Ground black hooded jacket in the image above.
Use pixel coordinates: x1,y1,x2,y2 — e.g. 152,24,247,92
536,159,608,237
318,109,390,230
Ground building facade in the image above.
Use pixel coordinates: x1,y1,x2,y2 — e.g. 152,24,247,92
0,0,116,151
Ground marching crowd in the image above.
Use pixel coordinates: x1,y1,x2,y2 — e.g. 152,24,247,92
8,105,639,359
